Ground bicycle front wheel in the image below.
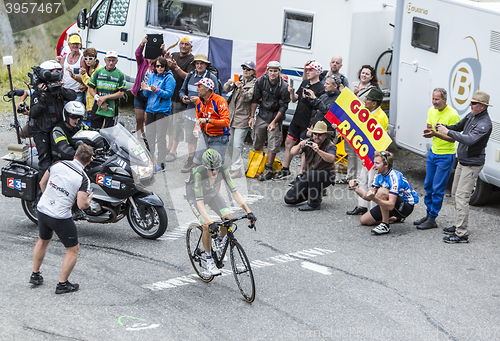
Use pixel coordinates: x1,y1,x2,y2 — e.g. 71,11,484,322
230,240,255,303
375,49,392,91
186,223,214,282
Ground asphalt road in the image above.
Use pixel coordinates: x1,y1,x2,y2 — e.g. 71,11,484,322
0,125,499,341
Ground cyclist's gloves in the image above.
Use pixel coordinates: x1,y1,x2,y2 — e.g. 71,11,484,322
247,212,257,223
208,222,219,236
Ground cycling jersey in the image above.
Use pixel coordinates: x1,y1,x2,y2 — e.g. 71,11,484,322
37,159,91,219
372,168,419,205
186,165,236,201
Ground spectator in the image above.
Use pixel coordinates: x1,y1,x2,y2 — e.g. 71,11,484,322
320,55,349,87
179,54,220,173
340,65,380,184
165,36,195,163
141,56,176,171
57,33,85,104
16,89,34,139
349,151,419,235
223,61,257,178
277,61,325,180
88,51,126,129
250,61,290,181
414,88,460,230
131,36,163,140
192,78,230,164
436,90,493,243
79,48,103,113
284,121,336,211
29,144,93,294
347,88,389,215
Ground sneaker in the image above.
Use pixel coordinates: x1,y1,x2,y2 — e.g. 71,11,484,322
29,272,43,285
258,168,274,181
55,281,79,294
181,159,196,173
206,261,222,276
274,168,291,180
443,226,456,235
165,152,177,162
371,222,391,235
443,233,469,244
413,215,429,226
416,220,438,230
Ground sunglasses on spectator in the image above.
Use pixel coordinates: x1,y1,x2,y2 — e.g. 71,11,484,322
313,132,325,136
242,67,253,71
155,64,166,68
470,101,480,106
84,57,95,61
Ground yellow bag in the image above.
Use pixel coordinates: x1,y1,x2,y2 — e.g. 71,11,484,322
246,151,283,178
246,151,266,178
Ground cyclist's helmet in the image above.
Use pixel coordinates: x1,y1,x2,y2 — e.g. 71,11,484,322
202,149,222,170
63,101,85,124
38,60,63,83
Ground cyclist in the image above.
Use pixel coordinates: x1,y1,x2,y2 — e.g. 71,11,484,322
185,149,256,275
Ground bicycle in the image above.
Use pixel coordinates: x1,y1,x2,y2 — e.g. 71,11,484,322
186,214,256,302
375,23,395,93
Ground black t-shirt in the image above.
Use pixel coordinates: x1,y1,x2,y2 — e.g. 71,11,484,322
170,52,195,103
292,80,325,127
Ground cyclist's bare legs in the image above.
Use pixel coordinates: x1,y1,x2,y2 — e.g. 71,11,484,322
201,223,211,254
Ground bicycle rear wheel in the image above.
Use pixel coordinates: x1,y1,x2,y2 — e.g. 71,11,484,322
230,240,255,303
375,49,393,91
186,223,214,282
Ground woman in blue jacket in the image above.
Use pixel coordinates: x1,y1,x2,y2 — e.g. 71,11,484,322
142,56,176,171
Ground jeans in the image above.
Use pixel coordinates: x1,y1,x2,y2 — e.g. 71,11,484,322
423,150,455,218
193,132,229,165
146,112,168,164
284,170,335,208
227,127,249,172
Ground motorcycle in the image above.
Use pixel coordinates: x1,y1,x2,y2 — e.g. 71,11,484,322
2,124,168,240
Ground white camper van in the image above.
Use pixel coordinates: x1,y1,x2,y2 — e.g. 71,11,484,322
389,0,500,204
60,0,396,123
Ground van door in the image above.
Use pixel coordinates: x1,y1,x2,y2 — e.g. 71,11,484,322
87,0,136,83
395,61,432,156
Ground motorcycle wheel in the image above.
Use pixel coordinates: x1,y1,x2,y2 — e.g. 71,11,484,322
22,200,38,224
126,204,168,239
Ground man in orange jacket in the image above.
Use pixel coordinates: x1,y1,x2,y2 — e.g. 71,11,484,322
192,78,231,165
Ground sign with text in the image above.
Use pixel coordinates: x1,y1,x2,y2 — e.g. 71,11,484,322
325,88,392,170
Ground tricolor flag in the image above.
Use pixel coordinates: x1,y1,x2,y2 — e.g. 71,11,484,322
326,88,392,170
147,28,209,56
208,37,282,85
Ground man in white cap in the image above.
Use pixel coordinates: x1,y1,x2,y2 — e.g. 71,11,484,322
436,90,493,243
88,50,126,128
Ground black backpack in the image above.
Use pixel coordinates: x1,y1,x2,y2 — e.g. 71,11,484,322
186,66,223,95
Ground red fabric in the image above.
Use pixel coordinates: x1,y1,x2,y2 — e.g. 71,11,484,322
256,43,282,78
56,23,76,56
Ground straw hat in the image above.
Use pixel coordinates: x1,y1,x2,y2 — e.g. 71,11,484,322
307,121,334,136
471,90,492,106
191,53,211,65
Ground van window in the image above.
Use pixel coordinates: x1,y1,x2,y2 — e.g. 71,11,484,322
93,0,130,28
147,0,212,35
283,11,314,49
411,17,439,53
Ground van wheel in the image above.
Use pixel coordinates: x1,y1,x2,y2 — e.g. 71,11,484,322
470,177,492,206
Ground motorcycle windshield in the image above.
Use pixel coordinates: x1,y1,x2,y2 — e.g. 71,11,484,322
99,124,152,167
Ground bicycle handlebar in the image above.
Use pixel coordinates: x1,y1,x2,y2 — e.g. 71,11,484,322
218,214,256,231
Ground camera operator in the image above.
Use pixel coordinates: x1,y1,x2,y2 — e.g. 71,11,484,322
29,60,77,176
284,121,336,211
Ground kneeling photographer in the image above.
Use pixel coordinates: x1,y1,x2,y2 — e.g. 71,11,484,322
29,60,77,176
284,121,337,211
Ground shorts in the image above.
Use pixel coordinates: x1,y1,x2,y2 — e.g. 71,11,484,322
91,114,116,129
369,196,414,222
186,185,231,224
184,118,198,144
134,91,148,111
166,102,186,140
252,115,282,154
287,120,307,141
37,211,79,248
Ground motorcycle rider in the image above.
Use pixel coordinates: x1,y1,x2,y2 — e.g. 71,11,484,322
185,149,257,276
51,101,89,162
29,60,77,177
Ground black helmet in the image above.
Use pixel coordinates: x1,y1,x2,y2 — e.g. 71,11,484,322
202,149,222,170
37,60,63,83
63,101,85,124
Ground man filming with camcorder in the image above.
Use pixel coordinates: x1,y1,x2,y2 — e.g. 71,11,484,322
28,60,77,177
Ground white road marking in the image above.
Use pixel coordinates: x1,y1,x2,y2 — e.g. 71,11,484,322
301,261,332,275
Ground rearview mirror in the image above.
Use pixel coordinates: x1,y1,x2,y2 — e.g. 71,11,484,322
77,8,87,29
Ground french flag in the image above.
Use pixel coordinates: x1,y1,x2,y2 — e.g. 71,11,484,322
208,37,282,85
